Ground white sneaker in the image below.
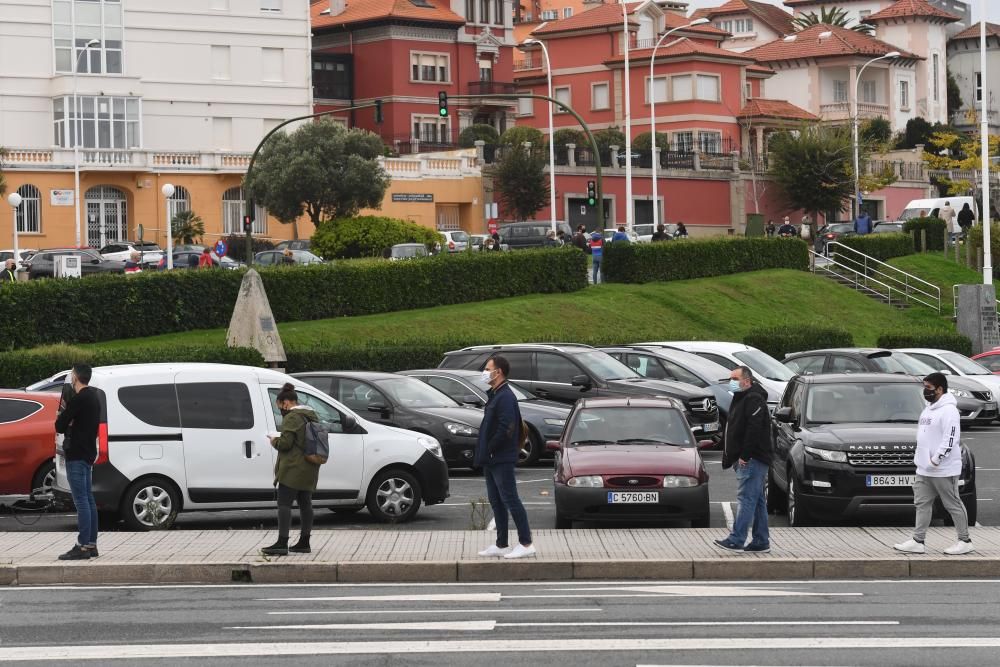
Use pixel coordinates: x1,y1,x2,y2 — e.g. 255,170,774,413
893,539,926,554
477,545,510,557
503,543,537,559
944,541,974,555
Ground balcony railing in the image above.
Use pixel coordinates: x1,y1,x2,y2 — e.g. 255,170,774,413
819,101,890,120
2,147,253,172
467,81,518,96
513,58,542,72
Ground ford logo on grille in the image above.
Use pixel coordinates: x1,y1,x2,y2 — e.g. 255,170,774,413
628,478,639,485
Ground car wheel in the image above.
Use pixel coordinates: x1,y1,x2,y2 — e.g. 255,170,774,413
31,460,56,494
767,468,787,515
691,514,710,528
121,477,180,531
555,512,572,529
329,506,363,515
517,426,542,467
366,469,422,524
787,474,810,527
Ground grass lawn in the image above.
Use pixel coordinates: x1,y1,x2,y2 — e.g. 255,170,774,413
84,268,952,353
887,253,996,316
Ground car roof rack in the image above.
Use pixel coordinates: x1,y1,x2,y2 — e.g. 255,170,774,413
457,342,596,352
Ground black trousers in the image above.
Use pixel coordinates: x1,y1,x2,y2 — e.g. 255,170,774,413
276,483,313,539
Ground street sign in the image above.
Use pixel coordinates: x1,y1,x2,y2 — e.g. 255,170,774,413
215,240,228,257
488,220,498,233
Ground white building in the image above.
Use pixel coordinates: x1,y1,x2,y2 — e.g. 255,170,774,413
947,21,1000,134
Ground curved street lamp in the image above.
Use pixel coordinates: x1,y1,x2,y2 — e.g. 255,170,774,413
162,183,175,270
8,193,23,273
520,38,557,234
852,51,900,225
72,38,100,249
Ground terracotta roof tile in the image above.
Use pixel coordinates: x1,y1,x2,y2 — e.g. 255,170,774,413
533,1,727,36
951,21,1000,41
739,98,817,120
783,0,869,4
604,36,755,63
311,0,465,31
694,0,797,37
744,23,921,62
746,62,775,74
864,0,961,23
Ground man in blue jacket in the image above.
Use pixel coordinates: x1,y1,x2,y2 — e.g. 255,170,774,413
476,355,536,559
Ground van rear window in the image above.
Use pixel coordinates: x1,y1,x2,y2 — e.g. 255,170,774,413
177,382,255,430
118,384,181,428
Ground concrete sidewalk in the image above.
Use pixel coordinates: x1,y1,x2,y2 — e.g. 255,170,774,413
2,527,1000,585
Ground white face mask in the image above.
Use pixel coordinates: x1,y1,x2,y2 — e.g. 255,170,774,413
481,369,495,384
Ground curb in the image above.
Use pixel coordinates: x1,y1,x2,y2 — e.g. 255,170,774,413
6,557,1000,585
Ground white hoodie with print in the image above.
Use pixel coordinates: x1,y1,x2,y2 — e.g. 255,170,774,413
914,392,962,477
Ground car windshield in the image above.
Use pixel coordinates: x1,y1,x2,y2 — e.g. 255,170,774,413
293,250,322,262
900,208,928,221
867,354,916,374
883,353,936,375
574,351,640,381
634,225,654,236
941,351,992,375
392,245,426,258
375,377,460,408
660,350,731,383
826,224,853,233
567,407,692,447
805,382,924,424
450,232,469,242
134,243,161,251
733,349,794,382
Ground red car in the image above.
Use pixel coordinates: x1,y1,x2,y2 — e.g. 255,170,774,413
972,349,1000,375
547,397,711,529
0,391,59,495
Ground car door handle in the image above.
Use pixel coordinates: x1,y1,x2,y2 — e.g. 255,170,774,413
244,441,253,459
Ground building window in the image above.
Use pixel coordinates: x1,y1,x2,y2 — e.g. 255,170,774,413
933,53,939,102
696,75,720,101
717,19,732,32
494,0,503,24
563,7,573,18
554,86,571,112
52,95,140,149
976,72,982,102
223,187,266,235
211,45,231,80
859,9,871,18
466,0,475,21
861,79,876,103
899,79,910,109
541,9,557,20
734,18,753,33
698,130,722,154
213,117,232,150
591,82,610,110
833,79,848,103
15,185,41,234
53,0,124,75
480,0,490,24
168,186,191,223
672,131,693,153
516,90,533,116
262,47,284,82
647,75,667,103
671,75,693,101
260,0,281,12
744,81,752,99
411,52,450,83
413,115,450,144
313,56,352,100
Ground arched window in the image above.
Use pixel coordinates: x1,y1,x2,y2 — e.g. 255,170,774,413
15,184,42,234
222,187,266,235
168,185,191,222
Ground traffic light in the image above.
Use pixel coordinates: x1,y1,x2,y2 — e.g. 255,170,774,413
243,214,253,233
438,91,448,118
374,99,383,124
587,180,597,207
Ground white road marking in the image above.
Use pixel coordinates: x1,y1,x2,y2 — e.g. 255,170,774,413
497,620,898,628
437,501,552,507
227,621,497,631
257,593,501,603
269,607,601,616
529,585,862,598
721,501,735,530
5,637,1000,660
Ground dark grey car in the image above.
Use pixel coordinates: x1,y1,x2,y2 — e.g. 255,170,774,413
25,248,125,279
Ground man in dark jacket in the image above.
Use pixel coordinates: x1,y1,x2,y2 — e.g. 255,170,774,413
572,225,588,250
651,224,669,242
0,259,16,282
475,355,535,559
957,203,975,239
715,366,772,553
54,364,101,561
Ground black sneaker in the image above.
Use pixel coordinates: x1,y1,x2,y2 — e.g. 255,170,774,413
58,545,90,561
713,539,744,552
744,543,771,553
84,546,99,559
261,540,289,557
288,538,311,554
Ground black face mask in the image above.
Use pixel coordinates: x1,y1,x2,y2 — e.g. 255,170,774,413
279,408,290,417
923,388,938,403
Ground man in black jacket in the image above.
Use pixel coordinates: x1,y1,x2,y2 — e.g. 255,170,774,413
715,366,773,553
54,364,102,560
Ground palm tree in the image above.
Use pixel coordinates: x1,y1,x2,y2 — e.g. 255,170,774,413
791,7,874,35
171,209,205,245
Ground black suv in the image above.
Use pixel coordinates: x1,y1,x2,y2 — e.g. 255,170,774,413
783,348,998,426
497,222,573,249
439,344,721,440
769,373,976,526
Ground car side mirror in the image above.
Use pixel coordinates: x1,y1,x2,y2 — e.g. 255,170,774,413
462,395,484,407
91,258,101,264
697,439,715,450
571,374,592,390
342,413,358,431
773,407,794,424
545,440,562,452
367,402,389,414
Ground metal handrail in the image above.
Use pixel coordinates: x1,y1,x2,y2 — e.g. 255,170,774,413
810,249,898,306
825,242,941,313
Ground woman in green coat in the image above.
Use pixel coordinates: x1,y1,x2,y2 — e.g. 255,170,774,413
262,383,320,556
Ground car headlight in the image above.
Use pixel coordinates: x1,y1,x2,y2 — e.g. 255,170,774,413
567,475,604,488
444,422,478,436
949,388,971,398
804,445,847,463
663,475,698,488
543,418,566,426
417,436,444,460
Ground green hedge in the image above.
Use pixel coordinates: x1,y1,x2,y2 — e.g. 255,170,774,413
877,331,973,357
310,216,443,260
835,233,914,263
743,326,854,360
0,344,264,389
601,237,808,284
902,216,948,252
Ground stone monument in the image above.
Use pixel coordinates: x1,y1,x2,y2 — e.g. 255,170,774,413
227,269,287,368
956,284,1000,355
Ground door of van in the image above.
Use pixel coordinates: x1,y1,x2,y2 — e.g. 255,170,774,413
262,385,366,504
175,375,275,504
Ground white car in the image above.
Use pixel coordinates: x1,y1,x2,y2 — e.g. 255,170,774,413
440,230,469,253
603,228,639,243
638,341,791,407
895,348,1000,397
51,364,450,530
99,241,164,269
0,248,37,269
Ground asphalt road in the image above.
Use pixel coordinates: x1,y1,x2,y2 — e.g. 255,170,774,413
1,579,1000,665
3,426,998,534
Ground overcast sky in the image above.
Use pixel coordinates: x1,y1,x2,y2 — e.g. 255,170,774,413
682,0,1000,23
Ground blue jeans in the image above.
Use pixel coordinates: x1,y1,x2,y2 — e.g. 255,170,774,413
726,458,769,547
66,459,98,547
592,259,601,284
484,463,532,548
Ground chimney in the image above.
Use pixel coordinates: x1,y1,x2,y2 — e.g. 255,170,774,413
329,0,346,17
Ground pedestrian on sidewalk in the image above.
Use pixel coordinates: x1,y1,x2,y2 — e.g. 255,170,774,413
894,373,973,556
765,220,776,238
651,224,669,242
544,230,559,247
715,366,772,553
957,203,975,241
673,222,689,239
588,232,603,284
612,225,630,243
939,200,957,244
476,355,535,559
262,383,320,556
54,364,101,561
572,225,588,250
0,258,16,282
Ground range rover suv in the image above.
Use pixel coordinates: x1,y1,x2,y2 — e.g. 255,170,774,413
439,344,721,440
769,373,977,526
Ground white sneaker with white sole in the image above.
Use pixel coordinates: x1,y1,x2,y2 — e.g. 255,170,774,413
944,541,974,555
893,539,926,554
477,545,510,557
503,544,537,559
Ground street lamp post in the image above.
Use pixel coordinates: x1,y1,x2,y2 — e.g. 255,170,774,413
72,38,100,249
521,38,557,234
649,18,709,230
8,193,23,274
620,0,634,232
852,51,900,225
162,183,175,270
980,0,992,284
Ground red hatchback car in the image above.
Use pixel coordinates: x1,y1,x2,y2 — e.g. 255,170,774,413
972,349,1000,375
547,397,711,529
0,391,59,495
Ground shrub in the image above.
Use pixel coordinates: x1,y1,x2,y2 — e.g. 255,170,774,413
902,217,948,252
743,326,854,360
285,338,478,374
552,128,584,151
459,124,499,148
310,216,443,259
965,223,1000,277
499,126,545,147
877,331,973,357
0,344,263,389
222,234,276,264
601,237,808,284
836,233,914,262
593,128,626,152
633,131,670,151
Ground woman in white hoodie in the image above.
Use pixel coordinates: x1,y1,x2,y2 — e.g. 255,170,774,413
894,372,973,556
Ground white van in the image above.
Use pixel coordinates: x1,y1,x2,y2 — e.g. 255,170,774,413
51,364,449,530
898,197,978,223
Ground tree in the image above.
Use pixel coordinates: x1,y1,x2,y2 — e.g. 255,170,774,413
860,117,892,147
632,131,670,150
499,126,545,147
311,215,442,259
244,119,391,237
491,143,549,221
171,210,205,245
791,6,874,34
767,124,855,222
922,128,1000,195
0,146,7,197
459,124,499,148
947,71,963,119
